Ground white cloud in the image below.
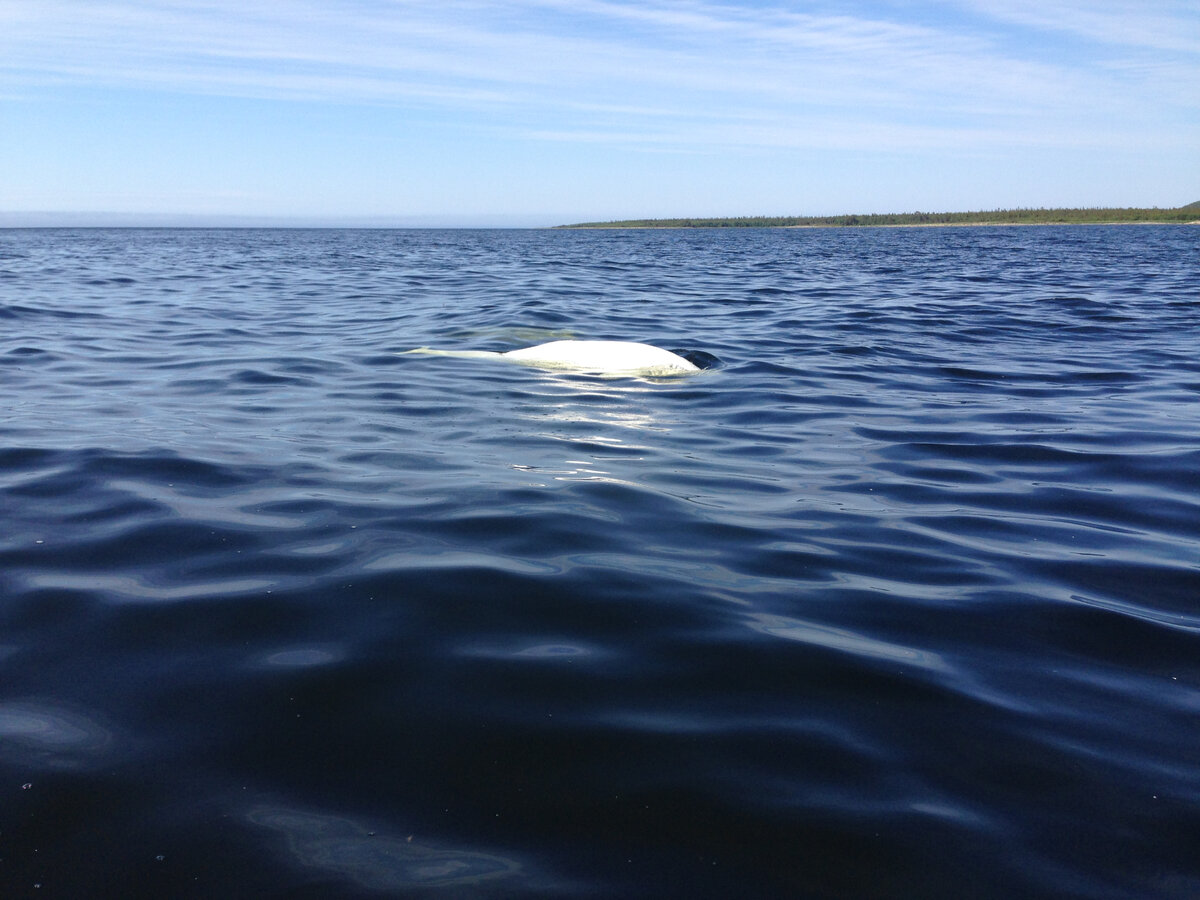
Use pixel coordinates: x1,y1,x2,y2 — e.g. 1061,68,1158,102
1,0,1196,152
957,0,1200,54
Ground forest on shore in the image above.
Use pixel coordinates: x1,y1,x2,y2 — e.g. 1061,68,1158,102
559,202,1200,229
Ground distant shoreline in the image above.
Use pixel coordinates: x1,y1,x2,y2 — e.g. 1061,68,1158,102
558,204,1200,229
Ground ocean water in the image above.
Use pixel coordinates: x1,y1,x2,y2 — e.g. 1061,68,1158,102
1,225,1198,898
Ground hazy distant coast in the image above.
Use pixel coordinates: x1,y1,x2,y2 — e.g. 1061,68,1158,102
559,203,1200,229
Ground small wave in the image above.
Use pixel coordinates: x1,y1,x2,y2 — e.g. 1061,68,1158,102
0,701,115,768
247,804,524,890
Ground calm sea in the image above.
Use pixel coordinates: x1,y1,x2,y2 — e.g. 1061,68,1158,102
1,226,1198,898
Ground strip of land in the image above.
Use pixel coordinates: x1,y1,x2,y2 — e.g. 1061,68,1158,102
559,202,1200,229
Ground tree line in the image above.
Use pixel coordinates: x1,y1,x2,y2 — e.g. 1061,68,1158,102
559,202,1200,229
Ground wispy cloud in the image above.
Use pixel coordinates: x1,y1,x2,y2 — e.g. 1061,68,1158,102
2,0,1197,151
958,0,1200,54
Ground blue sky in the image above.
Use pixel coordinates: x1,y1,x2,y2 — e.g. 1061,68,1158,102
2,0,1197,225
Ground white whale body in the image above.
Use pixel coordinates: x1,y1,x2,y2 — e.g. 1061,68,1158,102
405,340,702,376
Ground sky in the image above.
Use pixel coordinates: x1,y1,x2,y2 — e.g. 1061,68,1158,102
2,0,1198,226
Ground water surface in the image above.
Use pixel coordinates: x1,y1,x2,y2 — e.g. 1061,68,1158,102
2,226,1198,898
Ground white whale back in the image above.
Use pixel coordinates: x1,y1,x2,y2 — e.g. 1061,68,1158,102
503,341,699,375
406,340,701,376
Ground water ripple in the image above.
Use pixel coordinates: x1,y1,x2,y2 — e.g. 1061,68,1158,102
1,226,1197,897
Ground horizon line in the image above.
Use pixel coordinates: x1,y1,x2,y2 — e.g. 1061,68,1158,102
4,201,1196,230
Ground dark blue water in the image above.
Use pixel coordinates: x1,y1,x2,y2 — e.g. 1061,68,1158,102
2,226,1198,898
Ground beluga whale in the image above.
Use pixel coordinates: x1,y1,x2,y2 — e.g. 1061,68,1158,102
405,340,712,377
